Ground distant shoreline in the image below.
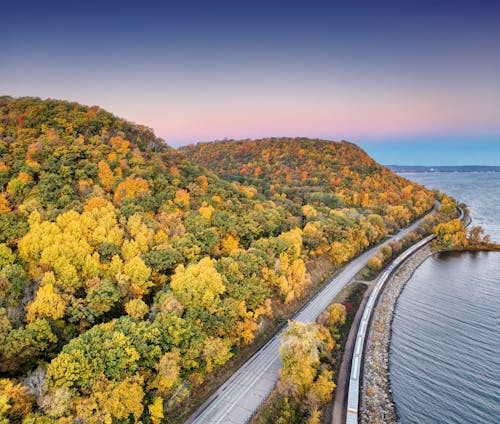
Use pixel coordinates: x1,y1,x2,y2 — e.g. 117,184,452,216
387,165,500,173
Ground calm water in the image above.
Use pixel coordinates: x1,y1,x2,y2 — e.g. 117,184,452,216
390,172,500,423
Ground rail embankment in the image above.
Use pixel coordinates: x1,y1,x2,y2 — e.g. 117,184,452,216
359,245,433,423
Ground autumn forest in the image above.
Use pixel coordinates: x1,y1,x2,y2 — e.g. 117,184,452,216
0,96,451,423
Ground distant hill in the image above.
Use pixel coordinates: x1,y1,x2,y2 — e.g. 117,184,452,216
182,138,435,221
387,165,500,173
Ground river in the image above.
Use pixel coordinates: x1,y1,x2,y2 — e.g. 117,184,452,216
389,172,500,423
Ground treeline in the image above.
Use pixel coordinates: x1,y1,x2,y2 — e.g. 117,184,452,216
432,197,495,249
0,97,434,423
182,138,434,227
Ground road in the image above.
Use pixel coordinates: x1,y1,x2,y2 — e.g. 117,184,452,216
186,209,434,424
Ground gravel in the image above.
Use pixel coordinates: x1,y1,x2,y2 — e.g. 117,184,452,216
360,246,433,424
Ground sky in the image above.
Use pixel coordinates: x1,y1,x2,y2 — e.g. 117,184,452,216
1,0,499,165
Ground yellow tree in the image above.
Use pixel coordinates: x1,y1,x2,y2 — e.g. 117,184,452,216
173,189,190,209
75,377,144,423
18,210,96,290
0,244,15,268
277,254,310,304
0,379,33,423
196,175,209,192
220,234,240,256
199,204,215,220
170,257,225,312
386,205,412,227
82,197,124,247
278,321,325,398
26,283,66,322
97,160,114,192
202,337,232,373
302,204,317,219
149,396,164,424
149,352,180,396
109,136,131,153
114,177,150,203
303,369,335,419
125,299,149,320
322,303,346,328
367,255,382,271
433,219,467,248
127,214,154,252
303,222,326,254
95,377,144,422
0,194,11,213
122,256,153,296
278,228,303,259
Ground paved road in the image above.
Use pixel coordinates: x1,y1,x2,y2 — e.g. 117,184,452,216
186,210,434,424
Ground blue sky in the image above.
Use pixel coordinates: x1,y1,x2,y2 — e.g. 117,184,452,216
1,0,499,165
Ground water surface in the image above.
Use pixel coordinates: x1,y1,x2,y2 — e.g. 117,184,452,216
401,171,500,242
390,172,500,423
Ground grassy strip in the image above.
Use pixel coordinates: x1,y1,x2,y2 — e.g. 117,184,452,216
322,283,367,423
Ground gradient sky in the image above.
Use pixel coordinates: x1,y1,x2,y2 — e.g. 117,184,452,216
1,0,499,165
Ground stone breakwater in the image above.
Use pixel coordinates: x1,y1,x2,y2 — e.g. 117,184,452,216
360,245,433,424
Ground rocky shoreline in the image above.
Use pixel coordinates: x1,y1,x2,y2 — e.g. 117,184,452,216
360,245,434,424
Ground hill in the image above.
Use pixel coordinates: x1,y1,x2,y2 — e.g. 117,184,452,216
0,98,434,422
182,138,434,227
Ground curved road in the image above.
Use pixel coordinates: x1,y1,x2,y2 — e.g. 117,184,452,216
186,208,435,424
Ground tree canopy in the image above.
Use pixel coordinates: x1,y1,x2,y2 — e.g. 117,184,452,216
0,96,436,422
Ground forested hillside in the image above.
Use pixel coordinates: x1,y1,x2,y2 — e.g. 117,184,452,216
182,138,433,217
0,97,434,423
183,138,434,252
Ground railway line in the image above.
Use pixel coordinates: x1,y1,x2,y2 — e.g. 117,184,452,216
186,208,437,424
346,205,467,423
